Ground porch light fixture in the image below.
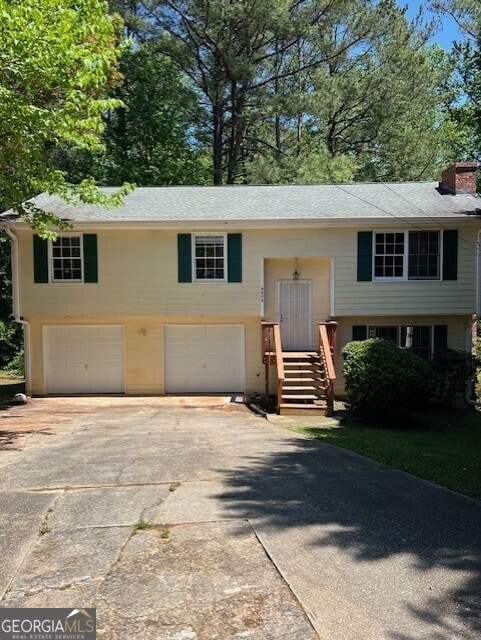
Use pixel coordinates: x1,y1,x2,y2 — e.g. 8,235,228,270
293,257,300,280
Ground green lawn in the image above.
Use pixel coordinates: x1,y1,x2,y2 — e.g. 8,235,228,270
296,410,481,501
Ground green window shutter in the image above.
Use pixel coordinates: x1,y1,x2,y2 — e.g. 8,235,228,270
357,231,373,281
33,235,48,283
178,234,192,283
433,325,448,355
442,230,458,280
352,325,368,341
227,233,242,283
83,234,98,283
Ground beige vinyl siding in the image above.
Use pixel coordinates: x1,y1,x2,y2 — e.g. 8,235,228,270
28,316,262,396
333,227,479,316
18,225,479,318
20,230,261,318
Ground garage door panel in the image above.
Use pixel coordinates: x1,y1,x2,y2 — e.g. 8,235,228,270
164,324,245,393
44,325,124,394
190,345,208,358
66,345,86,357
49,344,68,358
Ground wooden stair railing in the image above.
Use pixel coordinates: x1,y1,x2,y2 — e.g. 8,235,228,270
263,320,338,415
273,324,285,411
261,322,285,409
318,321,338,416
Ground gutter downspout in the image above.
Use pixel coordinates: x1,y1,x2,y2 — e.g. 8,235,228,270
465,382,480,406
5,225,31,396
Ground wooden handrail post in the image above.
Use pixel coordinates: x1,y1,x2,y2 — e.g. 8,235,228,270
261,322,271,399
318,322,338,417
261,321,284,411
273,324,285,412
328,321,338,365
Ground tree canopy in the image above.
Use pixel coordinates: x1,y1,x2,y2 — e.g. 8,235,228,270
0,0,133,234
434,0,481,191
54,46,210,186
112,0,450,185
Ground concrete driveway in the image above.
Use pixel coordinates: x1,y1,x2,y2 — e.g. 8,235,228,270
0,397,480,640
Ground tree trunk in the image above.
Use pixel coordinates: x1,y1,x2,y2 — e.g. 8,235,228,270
213,99,223,185
227,82,246,184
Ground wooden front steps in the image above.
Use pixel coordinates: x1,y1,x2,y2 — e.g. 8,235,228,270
279,352,329,415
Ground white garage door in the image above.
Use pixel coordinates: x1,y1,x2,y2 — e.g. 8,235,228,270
164,325,245,393
44,325,125,394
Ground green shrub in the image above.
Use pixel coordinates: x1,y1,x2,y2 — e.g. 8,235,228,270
0,320,23,369
431,349,479,409
342,339,433,423
3,350,24,378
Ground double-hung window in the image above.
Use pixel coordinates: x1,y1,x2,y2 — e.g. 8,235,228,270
367,325,434,359
353,323,447,358
177,233,242,283
50,235,83,282
33,233,98,284
369,325,399,344
374,232,405,279
402,325,432,359
408,231,440,280
373,231,440,281
193,234,226,282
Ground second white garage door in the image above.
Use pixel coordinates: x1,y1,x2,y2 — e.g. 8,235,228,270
44,325,125,394
164,324,245,393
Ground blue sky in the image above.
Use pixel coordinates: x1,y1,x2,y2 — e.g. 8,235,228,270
402,1,464,48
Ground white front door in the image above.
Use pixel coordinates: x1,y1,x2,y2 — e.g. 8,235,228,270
278,280,312,350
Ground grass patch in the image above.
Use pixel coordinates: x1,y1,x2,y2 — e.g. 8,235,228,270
132,517,150,532
0,373,24,383
0,374,25,405
132,518,170,538
296,409,481,501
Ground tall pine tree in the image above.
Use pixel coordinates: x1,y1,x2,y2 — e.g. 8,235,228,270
115,1,446,184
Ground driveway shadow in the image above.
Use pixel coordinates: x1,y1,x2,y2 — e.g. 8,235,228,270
0,427,51,450
215,436,481,639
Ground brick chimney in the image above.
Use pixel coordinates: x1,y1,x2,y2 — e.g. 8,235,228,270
440,162,478,197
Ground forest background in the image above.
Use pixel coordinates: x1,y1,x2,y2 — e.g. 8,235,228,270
0,0,479,373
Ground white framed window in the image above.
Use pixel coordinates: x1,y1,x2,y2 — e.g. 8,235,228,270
374,232,405,280
49,234,83,283
369,325,399,344
408,231,440,280
373,231,440,281
368,324,433,359
193,234,227,283
402,325,432,359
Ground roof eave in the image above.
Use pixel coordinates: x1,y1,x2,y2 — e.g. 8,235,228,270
3,215,481,230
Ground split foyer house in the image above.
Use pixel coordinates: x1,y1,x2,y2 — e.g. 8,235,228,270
1,162,480,414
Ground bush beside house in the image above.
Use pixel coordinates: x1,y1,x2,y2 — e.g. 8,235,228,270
431,349,479,408
343,339,433,422
342,339,478,422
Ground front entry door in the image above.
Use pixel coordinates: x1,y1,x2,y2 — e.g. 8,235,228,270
278,280,312,350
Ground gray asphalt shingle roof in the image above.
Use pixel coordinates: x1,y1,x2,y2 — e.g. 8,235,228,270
1,182,480,224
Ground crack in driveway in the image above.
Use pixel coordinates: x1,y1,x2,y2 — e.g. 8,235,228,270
0,398,479,640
